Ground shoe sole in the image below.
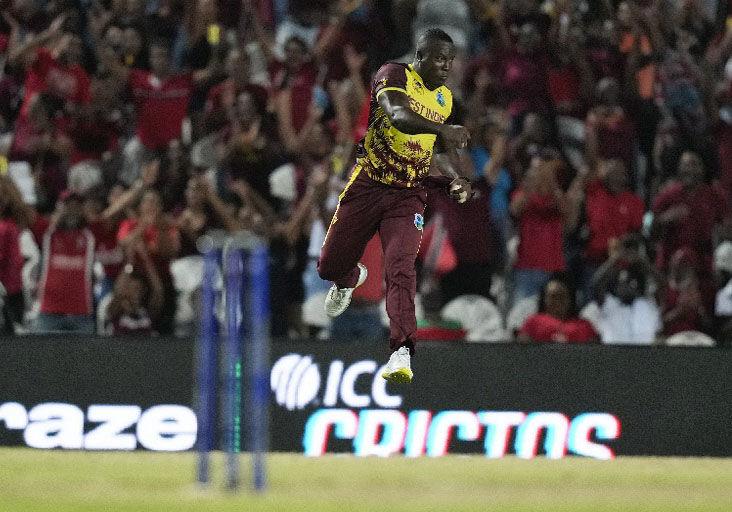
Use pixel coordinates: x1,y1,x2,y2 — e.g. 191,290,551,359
324,264,368,318
381,367,413,384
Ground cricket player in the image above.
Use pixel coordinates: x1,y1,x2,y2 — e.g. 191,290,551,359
318,28,471,383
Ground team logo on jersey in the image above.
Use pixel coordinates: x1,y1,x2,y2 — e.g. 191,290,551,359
414,213,424,231
436,90,446,107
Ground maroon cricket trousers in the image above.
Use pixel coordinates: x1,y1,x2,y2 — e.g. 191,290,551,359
318,167,428,354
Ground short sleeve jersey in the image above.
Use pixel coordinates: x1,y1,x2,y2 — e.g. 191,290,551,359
357,62,453,188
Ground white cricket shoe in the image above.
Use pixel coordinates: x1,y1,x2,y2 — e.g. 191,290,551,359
381,346,413,384
324,263,368,317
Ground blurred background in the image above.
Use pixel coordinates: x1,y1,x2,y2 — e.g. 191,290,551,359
1,0,732,348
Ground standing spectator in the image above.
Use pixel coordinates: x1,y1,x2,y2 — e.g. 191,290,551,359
468,111,513,242
651,151,729,272
425,177,501,306
103,38,216,183
105,241,163,336
517,276,598,344
568,159,645,297
117,187,181,335
177,175,240,257
510,157,570,300
494,4,552,130
662,248,713,336
204,47,268,132
35,191,96,334
585,77,637,181
7,15,91,124
0,176,32,333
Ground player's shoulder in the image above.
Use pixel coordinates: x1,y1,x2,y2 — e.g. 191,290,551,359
374,61,410,81
378,61,410,73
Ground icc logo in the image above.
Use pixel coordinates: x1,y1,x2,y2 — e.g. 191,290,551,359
270,354,402,411
270,354,321,410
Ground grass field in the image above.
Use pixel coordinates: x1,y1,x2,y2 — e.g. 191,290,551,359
2,449,731,512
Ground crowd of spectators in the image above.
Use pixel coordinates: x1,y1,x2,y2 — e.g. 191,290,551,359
1,0,731,347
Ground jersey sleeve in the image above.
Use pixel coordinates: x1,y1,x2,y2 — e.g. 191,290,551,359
373,63,408,99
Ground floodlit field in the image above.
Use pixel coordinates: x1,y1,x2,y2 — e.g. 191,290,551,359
2,448,731,512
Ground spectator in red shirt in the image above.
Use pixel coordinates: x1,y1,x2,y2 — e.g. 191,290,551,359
652,151,730,272
567,159,645,299
583,160,645,264
9,93,70,210
8,16,91,123
510,157,570,301
0,176,33,333
662,248,713,336
127,40,195,151
518,276,598,344
117,185,181,335
35,190,96,334
105,241,163,336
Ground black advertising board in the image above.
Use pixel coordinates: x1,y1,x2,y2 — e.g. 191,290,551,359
0,337,730,458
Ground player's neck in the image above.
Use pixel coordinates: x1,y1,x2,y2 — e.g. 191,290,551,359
411,62,440,91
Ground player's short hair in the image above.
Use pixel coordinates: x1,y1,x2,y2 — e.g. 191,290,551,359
417,28,454,50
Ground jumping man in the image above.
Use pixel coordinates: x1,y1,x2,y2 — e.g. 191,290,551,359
318,28,471,383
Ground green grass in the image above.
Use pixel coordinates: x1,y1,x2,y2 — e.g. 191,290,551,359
1,449,731,512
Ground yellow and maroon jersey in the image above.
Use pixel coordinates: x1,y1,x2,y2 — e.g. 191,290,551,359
356,62,453,188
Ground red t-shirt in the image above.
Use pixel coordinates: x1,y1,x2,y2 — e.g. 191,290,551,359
513,191,566,272
0,218,24,295
38,227,95,316
269,61,316,132
129,70,193,149
20,48,91,120
584,179,644,263
117,219,178,279
520,313,597,343
89,220,125,282
652,182,728,270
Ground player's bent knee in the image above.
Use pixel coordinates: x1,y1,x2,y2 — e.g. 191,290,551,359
317,258,338,282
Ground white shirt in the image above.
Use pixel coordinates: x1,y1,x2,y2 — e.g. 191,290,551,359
582,295,661,345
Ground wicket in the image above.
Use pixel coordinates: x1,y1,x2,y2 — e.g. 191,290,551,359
195,231,269,492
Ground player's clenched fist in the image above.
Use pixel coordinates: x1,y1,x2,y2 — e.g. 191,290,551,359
449,177,471,203
438,124,470,150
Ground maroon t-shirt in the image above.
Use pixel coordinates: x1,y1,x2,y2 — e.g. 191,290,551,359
498,50,550,117
652,182,728,271
427,180,496,265
0,218,24,295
